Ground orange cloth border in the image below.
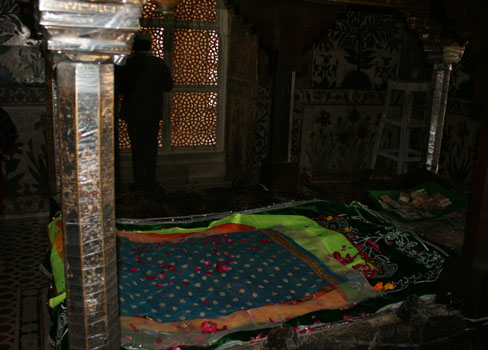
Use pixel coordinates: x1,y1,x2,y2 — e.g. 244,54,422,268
121,287,348,334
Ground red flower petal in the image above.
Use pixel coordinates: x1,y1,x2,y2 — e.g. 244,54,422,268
215,264,229,273
200,321,218,333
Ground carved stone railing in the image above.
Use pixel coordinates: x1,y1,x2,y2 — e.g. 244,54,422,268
38,0,143,348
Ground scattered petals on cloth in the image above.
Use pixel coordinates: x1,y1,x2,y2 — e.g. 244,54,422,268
315,205,445,293
120,286,357,349
118,222,378,349
118,228,345,323
50,205,445,350
201,321,227,334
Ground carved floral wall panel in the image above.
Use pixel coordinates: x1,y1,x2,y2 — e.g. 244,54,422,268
0,0,44,84
252,86,271,181
311,11,405,90
294,89,478,184
253,9,478,185
226,14,258,183
0,0,48,216
296,90,394,177
0,102,49,215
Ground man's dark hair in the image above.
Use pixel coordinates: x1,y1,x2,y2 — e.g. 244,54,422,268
133,34,152,52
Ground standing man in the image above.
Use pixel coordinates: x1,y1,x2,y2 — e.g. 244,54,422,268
120,33,173,193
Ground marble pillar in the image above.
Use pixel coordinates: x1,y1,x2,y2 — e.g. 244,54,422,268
38,0,143,348
423,45,464,173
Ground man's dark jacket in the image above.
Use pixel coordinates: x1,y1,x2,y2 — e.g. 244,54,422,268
120,52,173,123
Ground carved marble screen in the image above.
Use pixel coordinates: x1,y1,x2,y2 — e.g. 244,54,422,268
118,0,223,151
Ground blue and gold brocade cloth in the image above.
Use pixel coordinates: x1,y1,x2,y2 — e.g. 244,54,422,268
118,229,346,322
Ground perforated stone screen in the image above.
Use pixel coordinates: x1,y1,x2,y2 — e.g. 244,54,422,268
140,27,165,59
118,119,130,149
170,92,218,147
118,0,220,149
142,0,164,19
175,0,217,23
173,29,219,86
118,119,164,149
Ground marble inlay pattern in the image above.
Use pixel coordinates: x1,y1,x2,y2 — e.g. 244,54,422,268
0,217,50,350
